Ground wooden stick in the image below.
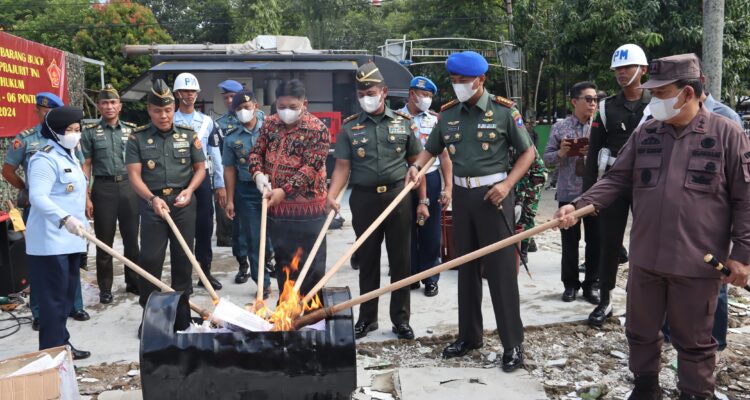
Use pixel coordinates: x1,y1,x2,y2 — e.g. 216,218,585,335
256,197,269,304
293,183,348,292
80,230,211,318
302,158,436,304
294,205,595,329
163,212,219,304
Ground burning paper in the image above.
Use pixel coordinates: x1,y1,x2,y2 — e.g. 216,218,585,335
214,298,273,332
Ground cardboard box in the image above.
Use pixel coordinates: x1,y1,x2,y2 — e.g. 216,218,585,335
0,346,78,400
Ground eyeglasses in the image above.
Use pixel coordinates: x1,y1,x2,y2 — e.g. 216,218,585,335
575,96,598,104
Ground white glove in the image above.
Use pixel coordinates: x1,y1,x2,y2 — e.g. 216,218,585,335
254,173,272,194
514,205,522,224
64,216,84,236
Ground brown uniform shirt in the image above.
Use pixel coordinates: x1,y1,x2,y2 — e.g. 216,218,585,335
574,105,750,278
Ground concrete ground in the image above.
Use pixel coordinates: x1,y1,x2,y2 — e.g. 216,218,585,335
0,187,625,399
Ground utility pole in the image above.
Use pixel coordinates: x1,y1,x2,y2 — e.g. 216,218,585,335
702,0,725,99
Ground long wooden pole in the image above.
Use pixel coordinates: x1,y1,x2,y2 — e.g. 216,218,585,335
163,212,219,304
293,184,348,292
302,158,436,303
294,205,595,329
80,230,211,318
256,197,269,304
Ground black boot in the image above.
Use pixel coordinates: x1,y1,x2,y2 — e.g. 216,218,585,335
588,290,613,327
527,238,538,252
627,375,662,400
235,257,250,284
197,264,222,290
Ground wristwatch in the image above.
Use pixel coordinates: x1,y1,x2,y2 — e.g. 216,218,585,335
418,198,430,206
148,194,158,208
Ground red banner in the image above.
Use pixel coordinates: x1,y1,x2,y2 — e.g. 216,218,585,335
0,31,68,137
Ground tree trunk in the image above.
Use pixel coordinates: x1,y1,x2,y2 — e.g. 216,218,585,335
702,0,725,99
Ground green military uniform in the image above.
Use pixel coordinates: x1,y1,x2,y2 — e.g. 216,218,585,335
424,89,532,356
81,85,141,297
124,79,206,307
513,148,547,248
333,63,423,334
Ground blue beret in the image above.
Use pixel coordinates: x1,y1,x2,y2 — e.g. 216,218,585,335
409,76,437,95
218,80,243,93
231,90,256,110
36,92,63,108
446,51,489,77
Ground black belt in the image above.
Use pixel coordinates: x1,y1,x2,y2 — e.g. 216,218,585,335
95,175,128,182
153,187,185,196
352,181,403,194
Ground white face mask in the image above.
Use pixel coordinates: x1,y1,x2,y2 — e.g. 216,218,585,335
278,108,302,125
236,108,255,124
649,88,685,121
452,80,478,103
56,131,81,149
359,94,382,113
416,96,432,112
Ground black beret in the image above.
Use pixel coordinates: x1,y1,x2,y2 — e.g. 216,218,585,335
231,90,256,110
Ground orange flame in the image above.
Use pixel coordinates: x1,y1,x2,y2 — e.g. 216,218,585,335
254,248,322,331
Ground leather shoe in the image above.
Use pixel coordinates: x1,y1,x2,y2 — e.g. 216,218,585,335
67,342,91,360
501,345,524,372
235,268,250,284
528,238,538,252
588,302,613,327
442,340,483,358
32,318,39,331
69,310,90,321
354,321,378,339
99,291,113,304
197,274,223,290
392,323,414,340
627,375,662,400
582,288,600,305
424,282,438,297
410,282,421,290
562,288,577,302
125,285,139,295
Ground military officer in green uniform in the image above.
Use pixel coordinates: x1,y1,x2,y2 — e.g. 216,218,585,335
407,51,535,372
327,62,422,340
81,85,140,304
125,79,206,314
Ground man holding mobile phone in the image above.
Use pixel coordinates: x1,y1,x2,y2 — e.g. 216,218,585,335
543,81,600,304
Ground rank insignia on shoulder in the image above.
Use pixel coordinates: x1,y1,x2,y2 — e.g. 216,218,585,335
42,145,54,153
394,110,412,120
176,124,194,132
493,96,514,108
134,125,148,133
122,121,137,128
440,100,459,112
20,128,35,137
343,113,360,124
84,123,98,129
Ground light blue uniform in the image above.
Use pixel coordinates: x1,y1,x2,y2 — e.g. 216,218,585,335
221,117,270,288
26,142,88,255
174,110,224,188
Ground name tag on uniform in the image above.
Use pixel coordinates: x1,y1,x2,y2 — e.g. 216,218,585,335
173,142,190,149
477,123,497,129
64,168,72,173
388,126,406,134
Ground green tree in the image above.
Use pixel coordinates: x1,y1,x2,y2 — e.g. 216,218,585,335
230,0,282,42
137,0,232,43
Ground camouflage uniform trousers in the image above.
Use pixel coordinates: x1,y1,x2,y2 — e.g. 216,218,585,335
514,153,548,244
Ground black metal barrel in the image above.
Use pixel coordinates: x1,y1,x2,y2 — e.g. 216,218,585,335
140,287,356,399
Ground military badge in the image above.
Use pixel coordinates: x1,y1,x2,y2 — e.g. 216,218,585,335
173,134,179,139
477,132,483,139
396,146,402,153
361,138,369,144
511,110,524,128
147,138,154,144
12,139,21,150
489,132,496,139
482,143,489,151
352,124,365,131
485,110,493,117
194,137,202,150
239,158,246,164
147,160,156,170
357,147,366,158
182,133,187,139
449,144,456,155
66,184,74,193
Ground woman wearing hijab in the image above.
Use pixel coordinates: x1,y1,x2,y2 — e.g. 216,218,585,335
26,105,91,359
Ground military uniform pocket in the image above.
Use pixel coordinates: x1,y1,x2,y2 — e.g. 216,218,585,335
94,139,108,150
685,158,720,193
634,156,662,188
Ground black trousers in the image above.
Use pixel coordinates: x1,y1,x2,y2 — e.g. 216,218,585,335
350,184,411,326
91,178,140,293
559,201,599,291
270,214,327,297
453,185,523,349
28,253,81,350
137,193,196,307
215,196,232,247
194,172,214,269
597,194,630,292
